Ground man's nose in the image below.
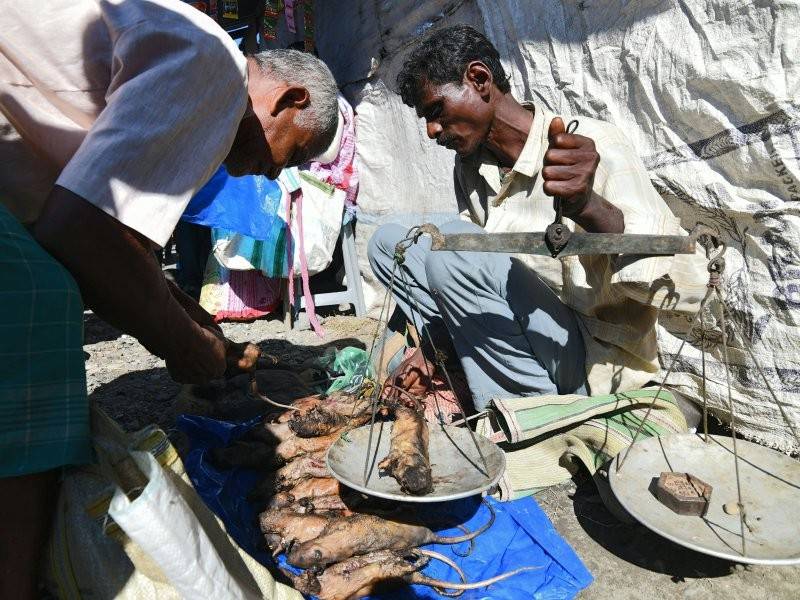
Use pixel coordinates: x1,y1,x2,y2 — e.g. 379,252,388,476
426,121,442,140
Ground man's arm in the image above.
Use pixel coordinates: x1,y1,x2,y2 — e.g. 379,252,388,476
165,277,262,373
569,192,625,234
32,186,226,383
542,117,625,234
27,18,256,382
166,277,218,330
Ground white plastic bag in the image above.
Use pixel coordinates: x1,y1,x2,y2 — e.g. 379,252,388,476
293,171,346,276
108,451,260,600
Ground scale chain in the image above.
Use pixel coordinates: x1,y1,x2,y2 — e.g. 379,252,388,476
393,230,491,476
613,237,757,556
617,233,725,471
360,226,492,479
395,266,491,475
717,286,748,556
615,287,713,471
361,254,402,486
741,343,800,447
701,315,709,443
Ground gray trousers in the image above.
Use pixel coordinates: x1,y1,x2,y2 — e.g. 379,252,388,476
368,220,588,411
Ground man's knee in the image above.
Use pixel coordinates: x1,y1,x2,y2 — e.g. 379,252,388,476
425,220,502,297
438,219,485,235
425,248,479,300
367,223,408,271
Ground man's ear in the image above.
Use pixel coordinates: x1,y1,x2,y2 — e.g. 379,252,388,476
269,85,311,117
464,61,494,98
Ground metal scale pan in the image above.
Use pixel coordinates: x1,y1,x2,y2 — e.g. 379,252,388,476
326,422,506,503
608,433,800,565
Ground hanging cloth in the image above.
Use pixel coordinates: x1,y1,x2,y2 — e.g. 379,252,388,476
286,189,325,336
283,0,297,33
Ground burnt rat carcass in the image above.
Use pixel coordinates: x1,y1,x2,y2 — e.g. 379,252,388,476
287,393,372,437
285,503,495,569
378,398,433,495
282,547,540,600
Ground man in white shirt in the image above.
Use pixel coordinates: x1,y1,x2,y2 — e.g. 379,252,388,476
370,26,706,413
0,2,340,596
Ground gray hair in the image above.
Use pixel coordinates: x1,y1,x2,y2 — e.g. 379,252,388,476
251,49,339,152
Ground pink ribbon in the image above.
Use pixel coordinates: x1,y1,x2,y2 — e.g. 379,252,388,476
286,189,324,337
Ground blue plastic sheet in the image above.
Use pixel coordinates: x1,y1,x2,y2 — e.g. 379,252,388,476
176,414,593,600
181,166,284,240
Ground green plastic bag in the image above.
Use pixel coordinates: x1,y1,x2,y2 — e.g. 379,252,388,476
326,347,372,394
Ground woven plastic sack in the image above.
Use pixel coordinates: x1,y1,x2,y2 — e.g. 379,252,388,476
44,406,301,600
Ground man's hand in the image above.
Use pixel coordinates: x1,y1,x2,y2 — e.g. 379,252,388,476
165,280,260,376
542,117,624,233
165,325,227,383
382,347,435,404
225,340,261,374
166,334,261,383
542,117,599,217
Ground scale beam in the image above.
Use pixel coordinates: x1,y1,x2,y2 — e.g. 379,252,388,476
420,223,716,258
431,231,695,256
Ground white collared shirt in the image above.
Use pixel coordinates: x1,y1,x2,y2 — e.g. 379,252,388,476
454,102,709,395
0,0,247,246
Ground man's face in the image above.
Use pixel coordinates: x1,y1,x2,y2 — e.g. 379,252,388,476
224,71,317,179
415,79,493,157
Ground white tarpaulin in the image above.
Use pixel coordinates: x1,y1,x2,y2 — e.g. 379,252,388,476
314,0,799,451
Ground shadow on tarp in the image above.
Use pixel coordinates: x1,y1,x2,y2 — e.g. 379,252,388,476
176,414,593,600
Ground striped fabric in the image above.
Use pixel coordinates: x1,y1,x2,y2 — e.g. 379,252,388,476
477,388,687,500
0,204,92,476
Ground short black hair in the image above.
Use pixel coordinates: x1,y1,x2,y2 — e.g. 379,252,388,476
396,25,510,107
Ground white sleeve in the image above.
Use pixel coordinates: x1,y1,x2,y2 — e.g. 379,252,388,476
597,136,709,311
57,20,248,246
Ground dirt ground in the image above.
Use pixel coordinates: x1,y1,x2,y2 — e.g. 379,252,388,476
85,313,800,599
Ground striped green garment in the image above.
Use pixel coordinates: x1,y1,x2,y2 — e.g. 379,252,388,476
0,203,92,477
477,388,688,500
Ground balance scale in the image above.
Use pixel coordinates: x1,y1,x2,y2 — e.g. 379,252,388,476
326,217,800,564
